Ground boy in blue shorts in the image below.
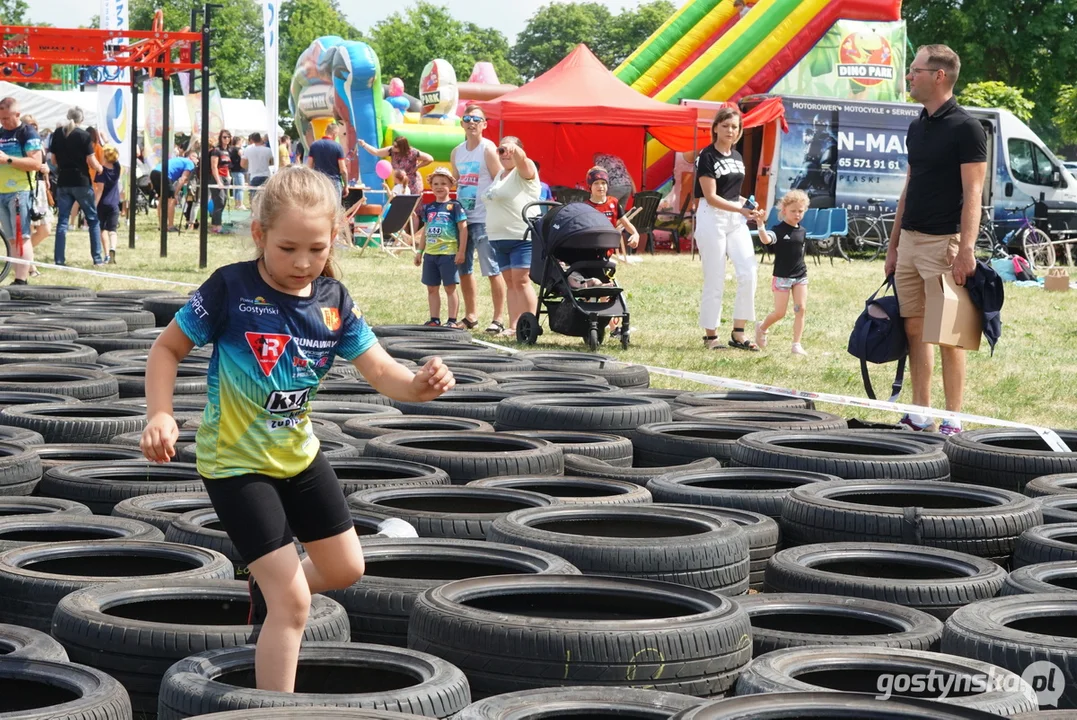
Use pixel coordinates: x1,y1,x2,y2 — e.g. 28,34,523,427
415,167,468,327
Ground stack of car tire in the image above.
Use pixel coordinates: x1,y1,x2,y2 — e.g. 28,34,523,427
0,291,1074,719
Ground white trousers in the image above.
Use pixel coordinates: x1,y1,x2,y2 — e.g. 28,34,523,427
696,202,757,330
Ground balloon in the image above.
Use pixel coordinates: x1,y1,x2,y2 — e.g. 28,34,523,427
388,77,405,97
375,159,393,180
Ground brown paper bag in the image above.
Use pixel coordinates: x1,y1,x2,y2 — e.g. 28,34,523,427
923,273,982,350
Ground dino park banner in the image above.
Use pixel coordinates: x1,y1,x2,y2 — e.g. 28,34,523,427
772,20,907,103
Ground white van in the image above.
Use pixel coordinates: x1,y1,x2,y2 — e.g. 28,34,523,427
728,94,1077,232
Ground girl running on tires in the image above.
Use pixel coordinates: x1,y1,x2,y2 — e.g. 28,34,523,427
139,165,455,693
756,189,810,355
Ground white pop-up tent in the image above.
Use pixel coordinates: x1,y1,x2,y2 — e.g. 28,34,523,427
0,81,281,136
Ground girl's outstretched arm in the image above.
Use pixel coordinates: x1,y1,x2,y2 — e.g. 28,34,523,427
141,321,195,463
353,343,454,402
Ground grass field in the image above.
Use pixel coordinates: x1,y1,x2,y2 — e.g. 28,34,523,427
35,212,1077,429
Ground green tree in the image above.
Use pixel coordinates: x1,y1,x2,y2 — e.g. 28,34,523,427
0,0,28,24
279,0,363,118
959,81,1035,123
129,0,262,100
512,0,675,79
1055,85,1077,148
367,2,519,94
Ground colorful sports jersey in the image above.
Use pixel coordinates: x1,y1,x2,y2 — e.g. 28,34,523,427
0,125,42,193
421,200,466,255
174,260,377,479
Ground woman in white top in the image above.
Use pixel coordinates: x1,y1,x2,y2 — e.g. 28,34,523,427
483,136,540,336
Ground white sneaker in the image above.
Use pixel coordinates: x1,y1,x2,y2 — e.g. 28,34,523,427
375,517,418,538
791,342,808,356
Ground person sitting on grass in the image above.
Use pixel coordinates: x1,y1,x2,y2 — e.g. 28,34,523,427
756,189,810,356
415,167,468,328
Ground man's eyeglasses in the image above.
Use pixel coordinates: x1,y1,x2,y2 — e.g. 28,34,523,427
462,115,485,124
908,67,942,75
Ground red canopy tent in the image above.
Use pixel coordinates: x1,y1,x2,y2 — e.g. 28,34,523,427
478,44,698,191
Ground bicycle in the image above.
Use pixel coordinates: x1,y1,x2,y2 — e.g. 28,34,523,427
843,197,895,261
989,201,1055,270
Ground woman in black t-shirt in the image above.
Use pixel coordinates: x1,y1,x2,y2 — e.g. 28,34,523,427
693,106,765,351
208,129,232,232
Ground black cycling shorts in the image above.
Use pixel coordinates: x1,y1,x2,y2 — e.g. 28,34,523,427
201,452,354,565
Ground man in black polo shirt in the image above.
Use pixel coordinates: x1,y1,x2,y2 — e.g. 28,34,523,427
884,44,987,436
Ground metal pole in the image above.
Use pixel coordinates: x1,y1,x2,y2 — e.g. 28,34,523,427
200,5,219,270
128,76,138,249
160,74,170,258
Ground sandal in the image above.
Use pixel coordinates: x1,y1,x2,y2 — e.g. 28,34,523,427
460,316,478,329
445,320,466,329
703,335,725,350
423,319,441,327
728,332,760,352
485,320,505,334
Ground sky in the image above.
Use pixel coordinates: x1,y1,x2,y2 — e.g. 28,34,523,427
29,0,651,42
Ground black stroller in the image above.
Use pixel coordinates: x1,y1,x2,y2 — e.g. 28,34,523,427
516,201,631,350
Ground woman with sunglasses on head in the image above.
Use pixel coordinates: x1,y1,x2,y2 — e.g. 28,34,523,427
694,106,765,351
482,136,540,337
357,136,433,195
209,129,233,233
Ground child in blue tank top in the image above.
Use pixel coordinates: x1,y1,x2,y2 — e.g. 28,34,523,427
140,165,455,692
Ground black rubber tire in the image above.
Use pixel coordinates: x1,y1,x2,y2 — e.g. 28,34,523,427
347,486,557,540
0,539,233,631
946,429,1077,492
1002,561,1077,595
141,294,190,326
37,460,204,514
763,541,1008,619
633,421,773,466
156,710,429,720
646,467,834,518
374,323,473,341
454,687,704,720
157,641,471,719
733,645,1036,715
731,430,951,481
106,364,208,398
381,338,488,361
408,573,751,698
5,284,93,301
670,693,1012,719
495,381,619,396
563,453,721,486
0,363,119,400
490,370,610,385
1038,495,1077,524
392,390,514,423
164,509,252,578
653,504,779,591
0,657,134,719
52,579,350,715
365,431,563,484
420,353,536,374
1013,523,1077,567
0,441,42,497
674,390,814,410
111,427,198,452
0,402,147,443
31,313,129,337
324,536,579,645
0,340,97,365
671,405,848,429
29,443,146,470
97,348,212,367
1027,473,1077,497
0,323,79,341
494,394,672,439
111,492,214,532
0,495,91,518
328,458,451,495
487,504,749,594
97,289,174,301
506,430,633,467
0,513,163,552
738,592,944,655
342,415,495,440
624,388,690,410
516,352,651,388
76,335,157,352
0,424,45,449
0,390,79,410
0,622,69,661
468,475,652,504
309,401,402,429
780,479,1042,559
42,306,156,332
942,592,1077,709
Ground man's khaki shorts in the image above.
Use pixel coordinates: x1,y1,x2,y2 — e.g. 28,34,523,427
895,229,960,318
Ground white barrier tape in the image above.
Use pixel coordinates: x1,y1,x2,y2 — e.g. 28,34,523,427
468,336,1071,452
0,256,199,288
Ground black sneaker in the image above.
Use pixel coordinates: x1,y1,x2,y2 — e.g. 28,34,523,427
10,279,27,285
247,575,267,625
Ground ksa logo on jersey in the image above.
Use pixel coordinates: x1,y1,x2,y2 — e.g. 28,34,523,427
321,307,341,331
245,332,291,376
264,387,310,413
